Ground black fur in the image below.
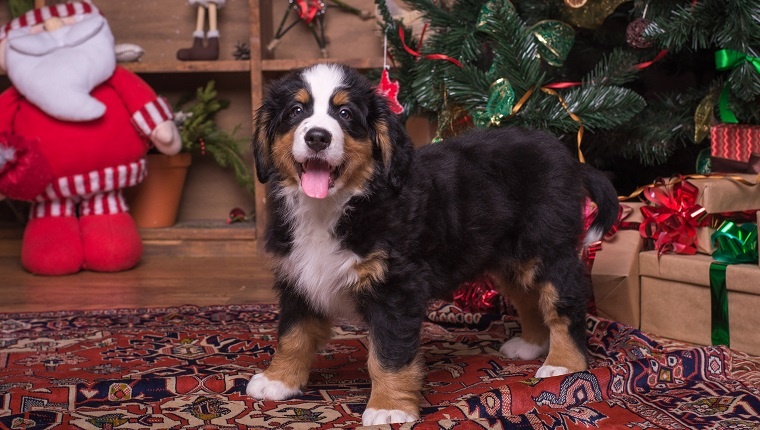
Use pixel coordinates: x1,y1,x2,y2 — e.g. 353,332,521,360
252,64,618,390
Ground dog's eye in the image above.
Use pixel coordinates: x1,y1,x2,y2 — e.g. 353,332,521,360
290,105,303,118
339,108,352,121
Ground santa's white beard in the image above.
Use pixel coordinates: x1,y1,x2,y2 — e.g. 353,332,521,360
5,15,116,122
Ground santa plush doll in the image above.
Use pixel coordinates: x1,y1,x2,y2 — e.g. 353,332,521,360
0,2,181,275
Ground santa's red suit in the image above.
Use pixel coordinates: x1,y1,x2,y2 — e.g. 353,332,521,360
0,2,180,275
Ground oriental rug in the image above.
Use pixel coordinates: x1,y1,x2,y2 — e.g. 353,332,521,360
1,302,760,429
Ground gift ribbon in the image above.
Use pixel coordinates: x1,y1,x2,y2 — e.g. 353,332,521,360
708,221,759,346
398,26,463,67
715,49,760,124
638,178,708,256
709,262,730,346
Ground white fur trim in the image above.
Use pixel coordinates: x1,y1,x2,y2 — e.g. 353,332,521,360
192,30,205,38
246,373,301,400
188,0,226,8
206,30,220,38
0,2,99,41
362,408,419,426
132,97,174,137
500,336,549,360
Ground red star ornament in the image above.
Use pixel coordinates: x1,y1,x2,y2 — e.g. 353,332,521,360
376,68,404,115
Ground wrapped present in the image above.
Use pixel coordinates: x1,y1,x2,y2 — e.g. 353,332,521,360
639,251,760,355
639,175,760,256
590,203,645,328
710,123,760,164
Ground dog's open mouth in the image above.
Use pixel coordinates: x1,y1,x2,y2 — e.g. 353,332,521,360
299,159,341,199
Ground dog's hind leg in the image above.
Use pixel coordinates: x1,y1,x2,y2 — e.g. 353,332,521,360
533,257,589,378
246,289,332,400
361,301,425,426
491,266,550,361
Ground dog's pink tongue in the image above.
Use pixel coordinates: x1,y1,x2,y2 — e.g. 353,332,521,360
301,159,331,199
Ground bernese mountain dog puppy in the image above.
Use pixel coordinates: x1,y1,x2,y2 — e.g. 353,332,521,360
246,63,618,425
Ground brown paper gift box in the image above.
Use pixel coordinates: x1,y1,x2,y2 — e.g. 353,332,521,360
590,203,645,328
678,174,760,255
639,251,760,355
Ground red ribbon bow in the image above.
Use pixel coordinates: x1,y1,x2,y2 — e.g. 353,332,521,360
639,178,708,256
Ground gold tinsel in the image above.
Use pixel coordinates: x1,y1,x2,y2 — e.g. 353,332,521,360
561,0,628,30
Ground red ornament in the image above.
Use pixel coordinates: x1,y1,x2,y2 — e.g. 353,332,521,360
376,68,404,115
626,18,653,49
227,207,248,224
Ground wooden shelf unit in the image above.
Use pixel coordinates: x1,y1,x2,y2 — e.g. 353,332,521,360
0,0,385,253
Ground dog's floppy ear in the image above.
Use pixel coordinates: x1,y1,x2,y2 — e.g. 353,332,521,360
372,96,414,192
252,106,272,184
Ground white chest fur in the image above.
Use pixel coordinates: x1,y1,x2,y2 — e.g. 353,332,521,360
278,191,361,318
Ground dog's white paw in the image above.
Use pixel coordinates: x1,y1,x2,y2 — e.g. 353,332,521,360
500,336,549,360
362,408,418,426
535,364,571,378
246,373,302,400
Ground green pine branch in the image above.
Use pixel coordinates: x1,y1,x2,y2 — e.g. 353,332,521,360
174,81,255,196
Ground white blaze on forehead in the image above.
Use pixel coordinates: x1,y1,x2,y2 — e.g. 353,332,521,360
292,65,346,167
302,64,345,115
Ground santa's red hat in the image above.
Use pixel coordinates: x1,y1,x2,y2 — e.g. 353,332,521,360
0,1,100,42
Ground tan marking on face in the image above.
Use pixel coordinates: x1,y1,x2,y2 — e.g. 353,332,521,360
339,135,375,193
332,90,350,107
537,282,587,372
270,129,299,187
264,317,333,390
374,121,394,172
253,111,271,170
366,342,423,417
352,250,388,294
295,88,311,104
490,272,549,346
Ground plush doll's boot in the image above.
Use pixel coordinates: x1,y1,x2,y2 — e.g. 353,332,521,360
21,216,84,276
176,31,206,60
176,30,220,61
80,212,143,272
177,1,222,61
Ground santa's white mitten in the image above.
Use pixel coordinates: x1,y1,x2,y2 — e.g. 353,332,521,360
150,121,182,155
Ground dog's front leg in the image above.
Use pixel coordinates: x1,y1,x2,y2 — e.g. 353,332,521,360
362,304,424,426
247,289,332,400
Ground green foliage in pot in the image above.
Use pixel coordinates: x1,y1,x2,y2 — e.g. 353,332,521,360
174,81,255,196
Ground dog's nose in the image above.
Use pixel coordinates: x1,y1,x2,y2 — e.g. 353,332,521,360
304,128,331,152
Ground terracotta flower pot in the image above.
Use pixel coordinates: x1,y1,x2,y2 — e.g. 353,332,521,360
127,153,192,228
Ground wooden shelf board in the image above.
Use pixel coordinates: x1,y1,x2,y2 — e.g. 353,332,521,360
138,220,257,241
261,57,385,72
123,60,251,74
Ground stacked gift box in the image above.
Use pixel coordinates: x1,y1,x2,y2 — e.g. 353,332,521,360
592,173,760,356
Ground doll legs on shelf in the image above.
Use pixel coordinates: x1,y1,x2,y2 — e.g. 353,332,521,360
177,0,226,61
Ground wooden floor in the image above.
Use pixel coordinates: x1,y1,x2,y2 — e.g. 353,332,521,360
0,255,277,313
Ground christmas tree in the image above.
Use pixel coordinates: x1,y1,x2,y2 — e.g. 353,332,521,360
375,0,760,193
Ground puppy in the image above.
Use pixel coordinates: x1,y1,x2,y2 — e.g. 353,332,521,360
246,63,618,426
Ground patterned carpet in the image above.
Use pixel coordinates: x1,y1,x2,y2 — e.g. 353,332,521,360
1,302,760,429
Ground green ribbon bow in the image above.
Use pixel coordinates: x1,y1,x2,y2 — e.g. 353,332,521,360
715,49,760,124
709,221,759,346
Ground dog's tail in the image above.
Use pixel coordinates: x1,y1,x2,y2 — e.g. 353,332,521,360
581,164,619,246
